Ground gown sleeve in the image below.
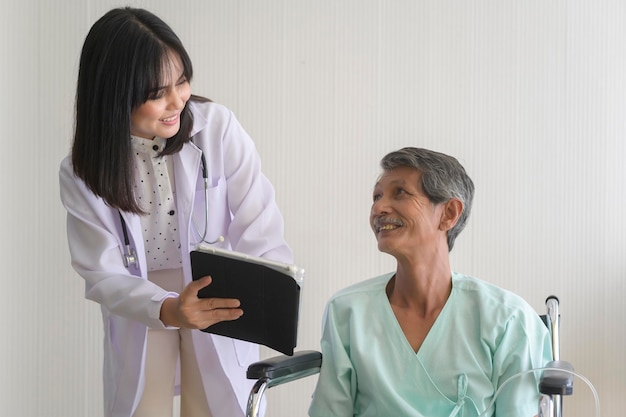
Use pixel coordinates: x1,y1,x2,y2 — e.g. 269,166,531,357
308,300,357,417
491,308,553,417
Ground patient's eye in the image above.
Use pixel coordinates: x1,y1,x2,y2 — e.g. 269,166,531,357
395,187,408,197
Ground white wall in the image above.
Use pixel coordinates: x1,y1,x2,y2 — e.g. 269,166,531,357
2,1,624,416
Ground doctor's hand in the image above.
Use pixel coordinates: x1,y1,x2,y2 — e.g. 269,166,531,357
159,275,243,329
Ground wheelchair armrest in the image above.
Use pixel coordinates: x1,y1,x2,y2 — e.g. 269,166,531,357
247,350,322,381
245,351,322,417
539,360,574,396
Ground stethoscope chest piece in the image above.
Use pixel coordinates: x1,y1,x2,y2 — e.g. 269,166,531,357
119,212,139,268
123,245,138,268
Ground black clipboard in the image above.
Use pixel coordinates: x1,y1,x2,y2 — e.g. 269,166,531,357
190,245,305,356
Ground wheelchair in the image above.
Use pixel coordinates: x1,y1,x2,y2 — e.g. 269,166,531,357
246,296,574,417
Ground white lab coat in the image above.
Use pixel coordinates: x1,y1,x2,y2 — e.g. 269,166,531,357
59,100,293,417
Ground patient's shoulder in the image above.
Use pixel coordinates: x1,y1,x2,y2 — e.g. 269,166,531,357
328,273,394,306
452,272,543,326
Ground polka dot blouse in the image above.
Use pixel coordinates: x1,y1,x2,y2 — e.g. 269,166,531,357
131,135,183,271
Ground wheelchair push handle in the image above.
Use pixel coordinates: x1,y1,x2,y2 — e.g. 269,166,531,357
545,295,560,361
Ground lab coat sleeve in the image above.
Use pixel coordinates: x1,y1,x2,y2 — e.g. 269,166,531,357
59,157,175,329
193,103,293,264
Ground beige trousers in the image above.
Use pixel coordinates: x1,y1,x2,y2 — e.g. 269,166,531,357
132,268,213,417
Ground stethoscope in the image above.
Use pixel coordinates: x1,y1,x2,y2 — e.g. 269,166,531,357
119,151,223,268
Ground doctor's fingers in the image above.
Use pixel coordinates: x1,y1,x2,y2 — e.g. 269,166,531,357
186,302,243,329
176,298,243,328
200,297,241,311
179,283,241,311
182,275,241,309
185,274,213,295
205,305,243,325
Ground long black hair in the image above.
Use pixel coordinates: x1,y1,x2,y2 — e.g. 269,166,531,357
72,7,205,213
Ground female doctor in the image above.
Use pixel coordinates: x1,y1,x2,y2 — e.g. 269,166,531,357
59,7,292,417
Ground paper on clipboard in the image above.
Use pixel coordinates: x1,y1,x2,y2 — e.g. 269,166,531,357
190,244,305,355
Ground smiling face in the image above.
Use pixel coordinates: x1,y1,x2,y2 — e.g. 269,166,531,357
130,52,191,139
370,166,447,260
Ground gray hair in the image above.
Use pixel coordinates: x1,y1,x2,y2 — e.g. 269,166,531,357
380,147,474,251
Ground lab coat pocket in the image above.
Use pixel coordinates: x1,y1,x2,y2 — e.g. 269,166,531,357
233,339,257,367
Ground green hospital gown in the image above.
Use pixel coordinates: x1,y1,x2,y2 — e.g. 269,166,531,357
308,272,553,417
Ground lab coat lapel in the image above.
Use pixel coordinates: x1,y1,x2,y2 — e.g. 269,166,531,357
174,143,202,220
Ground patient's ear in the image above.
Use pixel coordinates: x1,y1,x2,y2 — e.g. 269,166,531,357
439,198,463,231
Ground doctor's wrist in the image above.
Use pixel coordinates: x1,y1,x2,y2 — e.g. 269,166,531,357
160,296,181,328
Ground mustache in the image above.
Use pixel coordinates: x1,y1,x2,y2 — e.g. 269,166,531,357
372,216,404,229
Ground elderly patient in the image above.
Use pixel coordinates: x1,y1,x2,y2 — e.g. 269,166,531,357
308,147,552,417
